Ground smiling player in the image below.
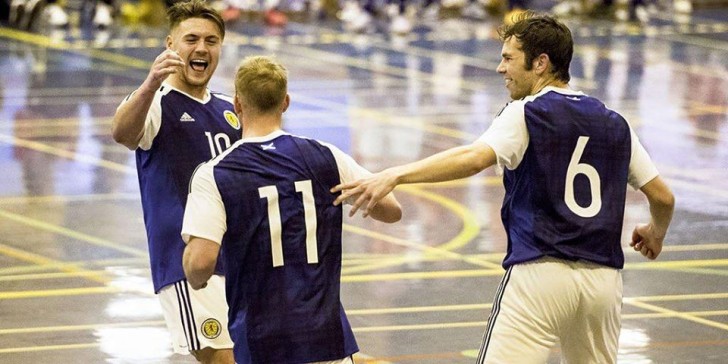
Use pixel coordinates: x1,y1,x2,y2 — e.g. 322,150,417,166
111,1,240,363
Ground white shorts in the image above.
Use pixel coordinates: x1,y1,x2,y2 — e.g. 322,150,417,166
476,257,622,364
158,275,233,354
310,356,354,364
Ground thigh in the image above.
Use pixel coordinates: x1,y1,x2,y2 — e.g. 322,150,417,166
158,275,234,355
477,260,576,364
560,265,622,364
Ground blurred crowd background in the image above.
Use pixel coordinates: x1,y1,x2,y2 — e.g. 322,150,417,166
0,0,709,36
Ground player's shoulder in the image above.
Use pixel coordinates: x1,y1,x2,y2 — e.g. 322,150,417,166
210,91,234,105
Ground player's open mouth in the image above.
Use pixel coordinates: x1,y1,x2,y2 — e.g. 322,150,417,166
190,59,208,72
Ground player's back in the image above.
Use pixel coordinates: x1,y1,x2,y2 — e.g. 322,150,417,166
211,131,357,363
502,89,632,269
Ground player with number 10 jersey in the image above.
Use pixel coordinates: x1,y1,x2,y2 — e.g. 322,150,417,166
132,84,241,293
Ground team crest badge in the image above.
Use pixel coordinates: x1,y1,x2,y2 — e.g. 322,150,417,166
224,110,240,130
201,318,222,339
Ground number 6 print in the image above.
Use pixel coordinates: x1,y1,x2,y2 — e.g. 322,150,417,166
564,136,602,218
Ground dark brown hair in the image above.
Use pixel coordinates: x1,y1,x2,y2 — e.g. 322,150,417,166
498,11,573,82
167,0,225,39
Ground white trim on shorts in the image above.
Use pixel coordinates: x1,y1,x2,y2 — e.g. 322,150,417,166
476,265,513,363
158,275,233,355
310,355,354,364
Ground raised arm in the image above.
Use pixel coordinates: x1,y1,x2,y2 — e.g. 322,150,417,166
332,141,496,218
183,236,220,290
630,176,675,260
111,49,184,150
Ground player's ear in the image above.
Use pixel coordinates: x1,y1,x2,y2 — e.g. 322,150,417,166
234,94,242,115
165,34,173,49
281,94,290,114
534,53,549,75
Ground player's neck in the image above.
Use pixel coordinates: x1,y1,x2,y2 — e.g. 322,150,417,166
242,115,282,138
166,77,208,100
532,76,568,95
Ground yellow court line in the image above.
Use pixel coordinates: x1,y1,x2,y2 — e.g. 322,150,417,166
348,303,491,316
0,307,724,336
659,243,728,252
0,343,100,354
624,310,728,320
0,27,150,70
0,286,120,299
341,259,728,282
627,292,728,302
0,209,147,258
0,257,147,275
625,300,728,332
354,321,486,333
278,43,488,93
0,133,134,174
342,225,498,273
0,117,111,129
398,185,480,253
662,267,728,276
342,269,504,282
0,271,111,281
0,193,140,205
410,176,503,188
0,242,110,285
0,86,135,98
0,320,165,335
350,108,477,140
626,259,728,269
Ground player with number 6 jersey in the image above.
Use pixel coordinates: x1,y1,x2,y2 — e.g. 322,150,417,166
331,12,674,364
181,56,401,364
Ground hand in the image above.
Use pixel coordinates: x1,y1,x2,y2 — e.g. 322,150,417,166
331,170,397,218
630,223,664,260
143,49,185,91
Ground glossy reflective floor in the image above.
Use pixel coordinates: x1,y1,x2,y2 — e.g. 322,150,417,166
1,6,727,364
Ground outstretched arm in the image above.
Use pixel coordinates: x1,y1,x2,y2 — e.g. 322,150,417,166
332,141,496,218
630,176,674,260
111,49,184,150
183,236,220,290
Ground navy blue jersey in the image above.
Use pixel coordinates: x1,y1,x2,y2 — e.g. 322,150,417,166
198,133,358,363
494,90,632,269
134,84,241,292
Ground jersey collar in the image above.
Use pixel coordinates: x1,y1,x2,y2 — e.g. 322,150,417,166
162,82,211,103
241,129,288,143
538,85,585,97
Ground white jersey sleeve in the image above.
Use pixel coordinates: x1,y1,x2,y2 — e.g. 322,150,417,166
319,142,372,184
476,101,529,171
627,127,659,190
116,88,164,151
181,162,227,245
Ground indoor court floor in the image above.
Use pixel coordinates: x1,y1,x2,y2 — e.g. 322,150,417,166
0,4,727,363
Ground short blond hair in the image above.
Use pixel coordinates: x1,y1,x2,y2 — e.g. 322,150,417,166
235,56,288,113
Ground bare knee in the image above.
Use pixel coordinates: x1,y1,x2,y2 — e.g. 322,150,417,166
191,347,234,364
